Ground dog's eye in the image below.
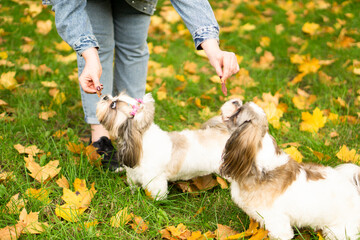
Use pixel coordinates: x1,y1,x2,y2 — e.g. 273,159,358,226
110,101,117,109
102,95,109,101
232,100,241,107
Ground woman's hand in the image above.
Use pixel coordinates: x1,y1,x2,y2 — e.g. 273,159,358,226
201,39,239,82
79,47,103,93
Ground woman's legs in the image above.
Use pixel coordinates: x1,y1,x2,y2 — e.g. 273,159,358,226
77,0,114,142
112,0,151,99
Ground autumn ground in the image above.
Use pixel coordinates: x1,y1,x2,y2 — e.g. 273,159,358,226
1,0,360,239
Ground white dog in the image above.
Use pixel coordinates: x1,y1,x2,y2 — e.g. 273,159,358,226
96,92,241,200
220,101,360,240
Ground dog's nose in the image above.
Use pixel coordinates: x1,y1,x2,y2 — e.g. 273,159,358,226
102,95,109,101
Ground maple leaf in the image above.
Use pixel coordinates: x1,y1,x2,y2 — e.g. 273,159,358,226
37,64,53,76
129,215,149,233
25,188,51,204
18,208,49,234
216,176,228,189
233,68,258,87
183,61,197,75
157,82,167,100
300,107,327,133
0,223,25,240
336,145,360,163
292,88,317,110
55,52,77,64
55,179,96,222
191,175,219,191
216,224,240,240
55,204,86,222
259,36,271,47
261,102,284,129
302,22,320,36
54,41,72,52
5,193,27,214
14,144,44,156
0,171,15,183
66,142,86,154
56,175,70,189
160,6,181,23
110,207,133,227
284,146,303,163
240,23,256,32
24,156,61,183
84,145,102,167
251,51,275,69
166,223,191,239
0,71,18,90
38,111,57,121
36,20,52,35
298,57,321,74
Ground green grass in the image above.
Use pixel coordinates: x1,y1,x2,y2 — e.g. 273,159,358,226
1,0,359,239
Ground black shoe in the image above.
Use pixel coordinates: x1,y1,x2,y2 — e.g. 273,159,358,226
91,136,123,172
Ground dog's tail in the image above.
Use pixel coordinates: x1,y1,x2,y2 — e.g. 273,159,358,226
335,163,360,190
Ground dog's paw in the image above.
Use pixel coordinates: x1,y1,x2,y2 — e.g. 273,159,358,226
143,93,155,103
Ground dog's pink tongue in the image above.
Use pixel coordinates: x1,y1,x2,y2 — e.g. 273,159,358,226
221,77,227,96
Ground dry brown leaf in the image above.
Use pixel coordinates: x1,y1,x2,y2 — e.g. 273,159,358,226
216,176,228,189
85,145,102,167
66,142,86,154
0,223,25,240
5,193,27,214
24,158,61,183
191,175,218,191
36,20,52,35
37,64,53,76
55,52,77,64
14,144,44,156
216,224,240,240
18,208,49,234
38,111,57,121
0,171,15,183
56,175,70,189
129,215,149,234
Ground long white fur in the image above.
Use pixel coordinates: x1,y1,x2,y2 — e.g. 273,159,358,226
223,102,360,240
97,93,242,200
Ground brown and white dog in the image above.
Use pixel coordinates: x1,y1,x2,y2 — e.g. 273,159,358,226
220,101,360,240
96,92,241,200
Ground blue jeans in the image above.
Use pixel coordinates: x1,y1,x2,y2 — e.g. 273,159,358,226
77,0,151,124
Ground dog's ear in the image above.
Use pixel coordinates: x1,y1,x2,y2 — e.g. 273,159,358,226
117,119,142,168
220,120,263,182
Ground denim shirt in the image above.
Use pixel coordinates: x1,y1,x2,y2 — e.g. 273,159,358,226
42,0,219,55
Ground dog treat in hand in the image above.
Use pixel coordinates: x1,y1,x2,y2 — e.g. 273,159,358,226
96,86,102,98
220,77,227,96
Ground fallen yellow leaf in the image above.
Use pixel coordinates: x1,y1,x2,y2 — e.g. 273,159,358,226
336,145,360,163
110,207,133,228
36,20,52,35
300,107,327,133
18,208,49,234
24,158,61,183
0,71,18,90
284,146,303,163
5,193,27,214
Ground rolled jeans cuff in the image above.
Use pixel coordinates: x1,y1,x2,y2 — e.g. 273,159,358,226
193,25,219,50
73,35,99,56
